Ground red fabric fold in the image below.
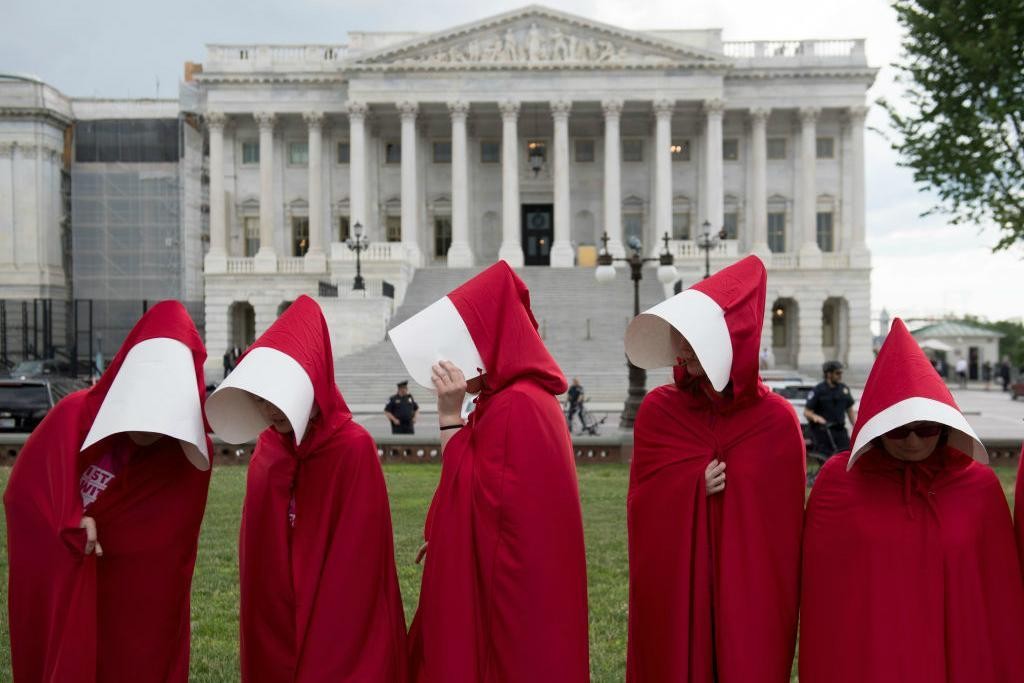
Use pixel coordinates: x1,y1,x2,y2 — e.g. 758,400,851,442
4,300,211,683
238,295,406,682
801,448,1024,682
1015,444,1024,575
408,263,589,682
626,376,805,682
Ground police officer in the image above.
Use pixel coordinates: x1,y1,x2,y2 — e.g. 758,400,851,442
385,380,419,434
804,360,857,456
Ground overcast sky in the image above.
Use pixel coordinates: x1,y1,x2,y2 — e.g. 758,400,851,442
3,0,1021,323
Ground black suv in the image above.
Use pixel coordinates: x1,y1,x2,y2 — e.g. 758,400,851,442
0,377,89,433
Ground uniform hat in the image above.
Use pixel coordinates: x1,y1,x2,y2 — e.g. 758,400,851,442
397,380,409,388
847,318,985,469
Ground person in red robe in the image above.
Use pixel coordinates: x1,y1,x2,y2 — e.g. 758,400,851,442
1015,443,1024,576
4,300,212,683
204,294,406,682
624,255,806,682
800,318,1024,682
390,261,590,682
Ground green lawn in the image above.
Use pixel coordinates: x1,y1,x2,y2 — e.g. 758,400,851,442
0,463,1017,682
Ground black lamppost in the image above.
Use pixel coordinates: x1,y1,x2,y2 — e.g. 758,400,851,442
698,219,728,280
595,231,678,429
345,221,369,291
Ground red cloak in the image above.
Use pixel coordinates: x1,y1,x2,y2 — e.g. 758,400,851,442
235,295,407,682
407,261,590,682
1015,444,1024,576
627,256,806,682
4,301,212,683
801,449,1024,682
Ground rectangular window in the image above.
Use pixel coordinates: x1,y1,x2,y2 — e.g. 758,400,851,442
480,140,500,163
434,216,452,257
723,212,739,240
671,139,690,162
816,211,834,252
288,142,308,166
672,212,691,240
574,139,595,163
768,212,786,253
337,142,350,164
338,215,350,241
244,216,260,257
433,141,452,164
74,119,179,163
723,138,739,161
292,216,309,256
816,137,835,159
622,139,644,162
385,141,401,164
767,137,786,160
242,141,260,165
385,215,401,242
623,213,643,243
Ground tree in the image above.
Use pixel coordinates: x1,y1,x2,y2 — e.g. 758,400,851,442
882,0,1024,250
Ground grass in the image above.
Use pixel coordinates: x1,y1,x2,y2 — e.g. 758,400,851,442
0,463,1017,682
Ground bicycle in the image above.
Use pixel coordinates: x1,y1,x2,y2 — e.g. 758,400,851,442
566,398,607,436
805,421,847,487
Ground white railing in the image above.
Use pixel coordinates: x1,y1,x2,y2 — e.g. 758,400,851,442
670,239,739,259
821,252,850,269
226,257,254,274
332,241,405,262
335,278,386,299
769,253,799,269
723,39,865,63
277,256,306,274
205,44,348,72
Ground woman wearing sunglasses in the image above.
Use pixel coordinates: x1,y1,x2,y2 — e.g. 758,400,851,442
799,318,1024,682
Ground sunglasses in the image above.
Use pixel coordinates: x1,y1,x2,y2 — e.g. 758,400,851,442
884,423,943,440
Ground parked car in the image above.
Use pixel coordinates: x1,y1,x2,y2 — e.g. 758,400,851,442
1012,380,1024,400
0,377,89,433
7,358,73,379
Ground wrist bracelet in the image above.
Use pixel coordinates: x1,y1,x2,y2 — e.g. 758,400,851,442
439,423,463,431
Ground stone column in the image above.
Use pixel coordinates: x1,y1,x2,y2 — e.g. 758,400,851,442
703,99,725,233
346,102,368,236
498,100,524,267
749,107,771,257
205,111,228,272
550,100,574,267
797,293,826,374
254,112,277,272
398,101,423,266
303,111,327,272
446,101,474,267
847,105,871,267
798,106,822,267
653,99,674,247
602,98,625,257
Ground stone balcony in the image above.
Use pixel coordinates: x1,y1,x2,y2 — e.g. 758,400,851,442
722,39,868,68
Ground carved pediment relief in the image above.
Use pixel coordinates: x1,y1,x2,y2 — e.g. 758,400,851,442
354,7,726,70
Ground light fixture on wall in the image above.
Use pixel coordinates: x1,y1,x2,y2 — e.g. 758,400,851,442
528,141,545,176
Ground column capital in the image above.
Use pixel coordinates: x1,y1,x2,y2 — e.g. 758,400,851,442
550,99,572,119
799,106,821,124
447,100,470,118
499,99,521,118
844,105,869,124
653,99,675,116
397,100,419,120
206,111,228,129
254,111,276,129
303,111,324,129
345,101,369,119
601,98,624,117
703,98,726,116
749,107,771,123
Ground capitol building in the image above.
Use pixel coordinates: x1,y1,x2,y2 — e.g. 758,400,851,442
0,5,877,386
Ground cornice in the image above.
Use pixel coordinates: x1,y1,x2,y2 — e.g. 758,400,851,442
0,106,73,127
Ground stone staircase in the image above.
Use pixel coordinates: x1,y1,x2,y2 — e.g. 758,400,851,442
335,265,674,409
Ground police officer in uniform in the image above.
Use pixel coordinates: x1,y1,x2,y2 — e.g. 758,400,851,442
804,360,857,456
385,380,419,434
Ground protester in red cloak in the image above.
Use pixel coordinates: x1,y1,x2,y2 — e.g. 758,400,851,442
205,294,406,683
801,318,1024,682
4,301,212,683
391,261,590,682
1015,443,1024,575
624,255,805,682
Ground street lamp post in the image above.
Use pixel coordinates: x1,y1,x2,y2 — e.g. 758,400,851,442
595,231,678,429
698,219,728,280
345,221,369,291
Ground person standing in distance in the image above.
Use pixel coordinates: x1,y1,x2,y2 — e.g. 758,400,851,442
804,360,857,457
385,380,419,434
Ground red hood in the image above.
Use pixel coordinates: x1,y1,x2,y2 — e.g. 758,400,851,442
447,261,567,396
